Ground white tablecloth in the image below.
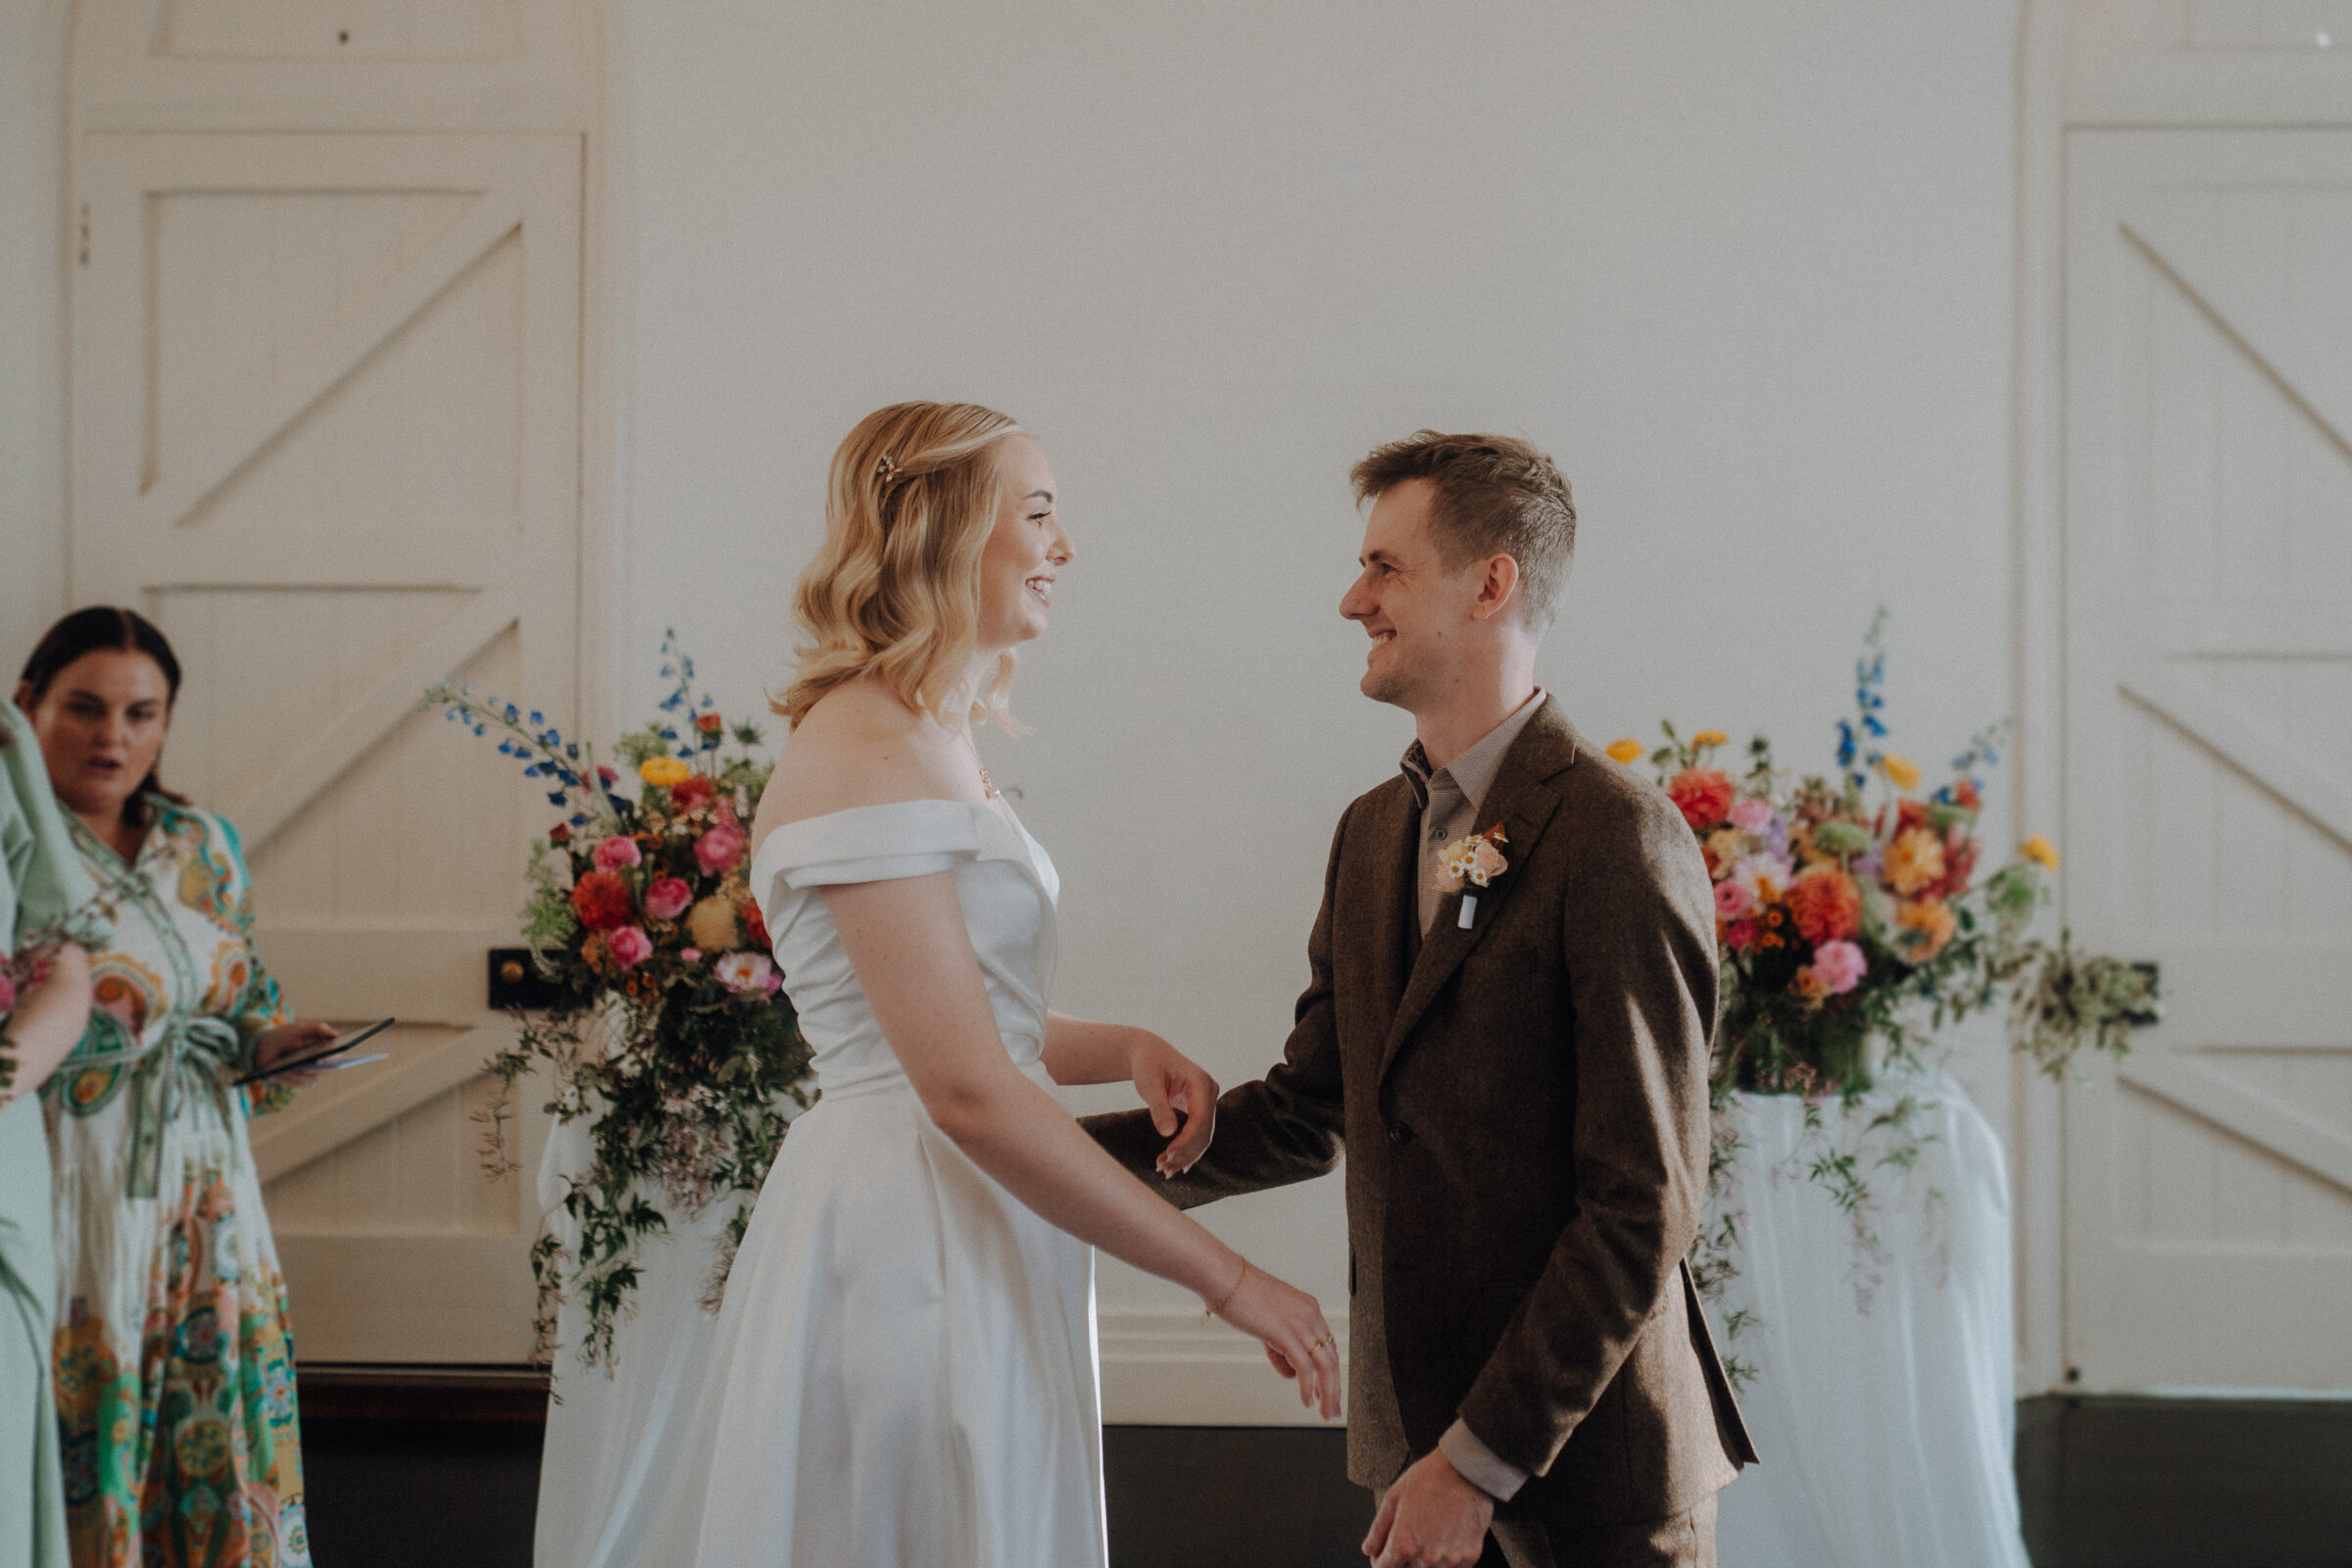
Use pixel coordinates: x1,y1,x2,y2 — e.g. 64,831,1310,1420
1710,1070,2032,1568
530,1120,730,1568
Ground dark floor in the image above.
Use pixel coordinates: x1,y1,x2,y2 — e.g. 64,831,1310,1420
298,1370,2352,1568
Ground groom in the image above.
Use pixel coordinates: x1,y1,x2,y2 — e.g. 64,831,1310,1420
1088,431,1754,1568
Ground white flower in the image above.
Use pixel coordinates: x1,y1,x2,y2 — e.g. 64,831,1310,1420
1732,852,1794,902
713,952,775,995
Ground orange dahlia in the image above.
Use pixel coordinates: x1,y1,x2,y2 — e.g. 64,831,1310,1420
569,869,636,932
1787,865,1862,945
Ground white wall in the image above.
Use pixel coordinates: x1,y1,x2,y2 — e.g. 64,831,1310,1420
2,0,2026,1414
604,0,2025,1417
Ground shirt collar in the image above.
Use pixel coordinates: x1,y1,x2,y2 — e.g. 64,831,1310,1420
1397,689,1545,816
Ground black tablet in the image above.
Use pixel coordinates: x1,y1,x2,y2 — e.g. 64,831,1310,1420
232,1017,395,1086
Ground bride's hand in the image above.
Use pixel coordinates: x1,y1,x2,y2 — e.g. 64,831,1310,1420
1209,1259,1342,1420
1124,1029,1217,1177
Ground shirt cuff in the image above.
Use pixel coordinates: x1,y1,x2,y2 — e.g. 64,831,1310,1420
1438,1419,1529,1502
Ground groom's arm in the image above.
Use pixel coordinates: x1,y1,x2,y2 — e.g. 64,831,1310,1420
1450,786,1721,1483
1082,806,1352,1209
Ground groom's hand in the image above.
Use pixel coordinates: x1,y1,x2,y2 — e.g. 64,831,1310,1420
1363,1449,1494,1568
1123,1029,1219,1177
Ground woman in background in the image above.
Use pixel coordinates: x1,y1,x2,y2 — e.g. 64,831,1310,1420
18,608,336,1568
1,696,104,1568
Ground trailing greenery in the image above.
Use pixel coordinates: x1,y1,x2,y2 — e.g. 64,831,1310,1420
430,634,813,1368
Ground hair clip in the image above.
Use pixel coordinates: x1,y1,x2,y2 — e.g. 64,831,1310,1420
875,453,899,485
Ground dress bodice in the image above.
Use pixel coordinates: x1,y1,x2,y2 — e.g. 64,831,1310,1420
749,800,1059,1102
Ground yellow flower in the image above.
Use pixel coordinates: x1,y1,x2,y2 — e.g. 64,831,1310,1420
1896,897,1958,960
685,895,742,952
639,756,692,787
1885,826,1946,896
1692,730,1728,750
1879,754,1922,792
1605,738,1644,765
2021,834,2060,871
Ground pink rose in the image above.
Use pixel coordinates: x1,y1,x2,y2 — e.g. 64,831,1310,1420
1714,878,1758,921
1809,939,1867,996
592,835,642,871
1729,797,1776,833
695,823,746,877
713,951,777,995
679,948,702,962
606,925,654,970
643,876,693,921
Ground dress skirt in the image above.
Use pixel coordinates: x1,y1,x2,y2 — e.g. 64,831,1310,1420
658,1063,1106,1568
47,1072,308,1568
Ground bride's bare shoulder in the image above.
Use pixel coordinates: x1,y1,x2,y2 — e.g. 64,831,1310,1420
752,679,959,845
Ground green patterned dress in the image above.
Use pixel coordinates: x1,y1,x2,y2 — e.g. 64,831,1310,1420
43,799,310,1568
2,704,111,1568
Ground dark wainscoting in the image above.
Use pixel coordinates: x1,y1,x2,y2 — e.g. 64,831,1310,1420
300,1367,547,1568
2017,1394,2352,1568
295,1369,2352,1568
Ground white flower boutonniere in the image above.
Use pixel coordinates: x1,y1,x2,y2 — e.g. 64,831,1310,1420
1436,823,1510,929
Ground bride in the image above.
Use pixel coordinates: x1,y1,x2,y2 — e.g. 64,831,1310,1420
653,402,1340,1566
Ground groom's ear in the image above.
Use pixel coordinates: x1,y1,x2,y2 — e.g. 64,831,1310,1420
1469,554,1523,622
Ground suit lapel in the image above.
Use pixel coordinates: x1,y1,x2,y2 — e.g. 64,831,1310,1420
1356,780,1421,1044
1376,701,1581,1086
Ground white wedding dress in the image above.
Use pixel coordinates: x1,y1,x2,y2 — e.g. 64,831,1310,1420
651,799,1107,1568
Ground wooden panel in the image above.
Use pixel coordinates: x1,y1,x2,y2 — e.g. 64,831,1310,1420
2070,1,2352,123
157,0,526,63
71,130,580,1362
2064,129,2352,1392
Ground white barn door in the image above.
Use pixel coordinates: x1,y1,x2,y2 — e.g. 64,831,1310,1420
2063,128,2352,1390
69,129,583,1361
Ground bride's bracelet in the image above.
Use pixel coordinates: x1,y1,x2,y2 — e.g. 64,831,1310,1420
1202,1256,1250,1323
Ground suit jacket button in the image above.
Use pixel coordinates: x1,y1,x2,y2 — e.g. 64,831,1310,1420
1388,1120,1414,1149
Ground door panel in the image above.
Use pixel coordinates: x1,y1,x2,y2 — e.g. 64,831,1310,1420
71,130,580,1361
2064,128,2352,1390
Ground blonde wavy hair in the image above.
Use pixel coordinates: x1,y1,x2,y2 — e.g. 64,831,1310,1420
775,401,1029,729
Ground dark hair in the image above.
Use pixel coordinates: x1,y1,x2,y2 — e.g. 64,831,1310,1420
17,606,187,820
1350,430,1578,626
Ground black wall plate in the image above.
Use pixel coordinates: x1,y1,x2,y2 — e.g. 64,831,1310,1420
487,948,562,1011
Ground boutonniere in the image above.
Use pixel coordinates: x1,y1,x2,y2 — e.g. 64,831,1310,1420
1436,823,1510,929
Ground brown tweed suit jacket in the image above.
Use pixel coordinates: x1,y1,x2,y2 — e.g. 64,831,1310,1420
1086,699,1756,1525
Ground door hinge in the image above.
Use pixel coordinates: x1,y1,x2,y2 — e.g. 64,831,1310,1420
76,203,89,267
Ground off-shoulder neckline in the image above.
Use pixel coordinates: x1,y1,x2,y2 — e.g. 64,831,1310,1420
748,796,1031,873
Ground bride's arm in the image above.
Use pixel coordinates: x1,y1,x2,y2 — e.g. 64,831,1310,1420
1041,1011,1219,1177
823,871,1340,1419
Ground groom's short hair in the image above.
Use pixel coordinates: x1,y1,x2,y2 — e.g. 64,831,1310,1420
1350,431,1576,627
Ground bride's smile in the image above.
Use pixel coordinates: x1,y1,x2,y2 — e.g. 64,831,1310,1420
975,432,1075,654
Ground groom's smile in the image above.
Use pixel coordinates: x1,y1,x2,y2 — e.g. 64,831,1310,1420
1342,476,1473,711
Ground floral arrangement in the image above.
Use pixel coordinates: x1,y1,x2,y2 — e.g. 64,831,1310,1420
427,634,812,1368
1611,614,2160,1380
1606,614,2155,1100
